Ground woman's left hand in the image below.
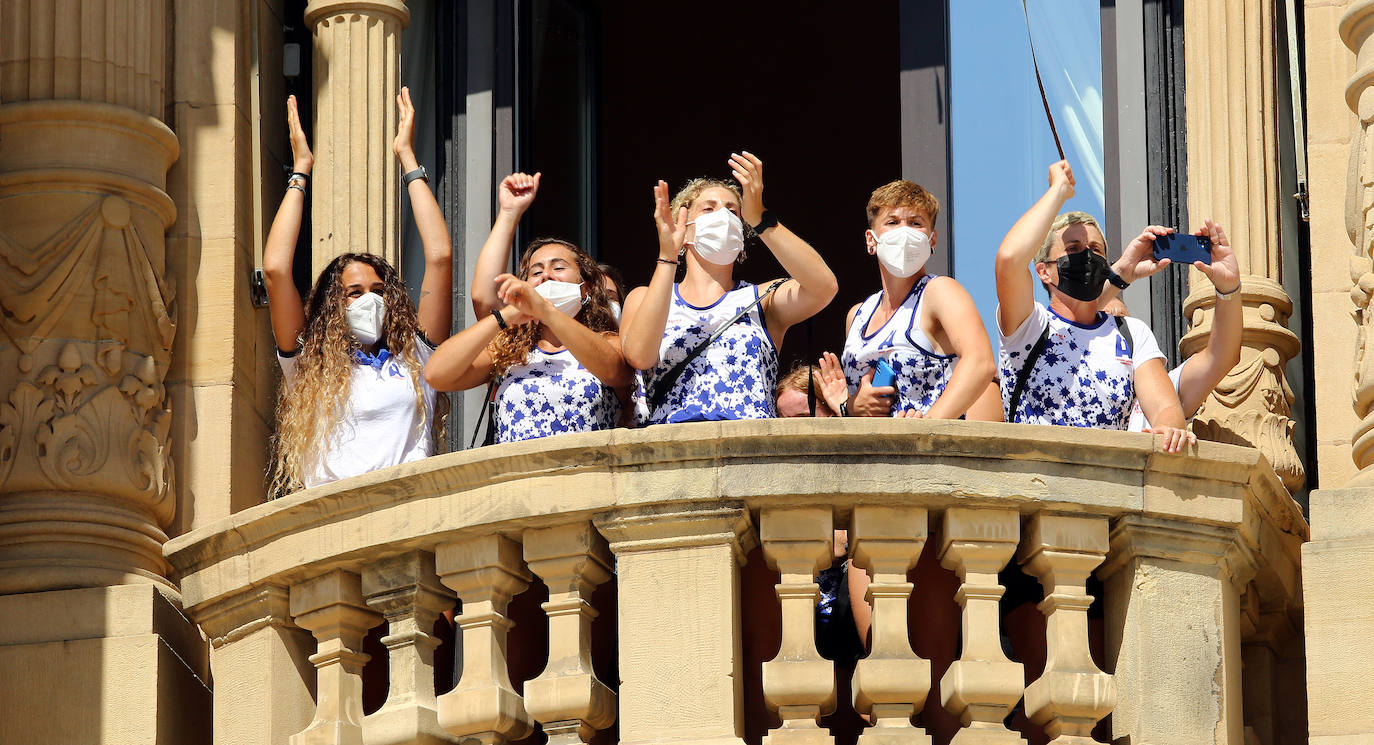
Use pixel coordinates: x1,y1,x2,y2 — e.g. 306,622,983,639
729,151,766,227
1145,425,1197,453
494,273,543,324
393,86,417,161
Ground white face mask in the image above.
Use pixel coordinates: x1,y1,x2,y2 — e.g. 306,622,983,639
688,209,745,265
609,300,622,325
535,279,585,317
346,291,386,346
871,226,933,278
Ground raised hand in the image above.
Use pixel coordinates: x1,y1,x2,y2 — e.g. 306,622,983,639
493,273,541,325
653,180,688,261
392,86,417,161
1194,219,1239,294
287,95,313,174
499,172,541,216
816,352,851,417
1048,160,1075,200
728,151,766,227
1114,225,1175,284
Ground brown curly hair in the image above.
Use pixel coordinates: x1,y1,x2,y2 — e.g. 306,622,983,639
269,253,428,497
487,238,619,378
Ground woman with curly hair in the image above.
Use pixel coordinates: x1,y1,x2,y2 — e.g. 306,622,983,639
424,234,631,443
263,88,453,494
619,152,838,423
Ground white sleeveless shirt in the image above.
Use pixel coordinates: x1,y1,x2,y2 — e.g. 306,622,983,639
841,275,956,416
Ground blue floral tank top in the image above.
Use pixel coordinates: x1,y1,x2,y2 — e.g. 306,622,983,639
644,281,779,424
494,347,621,443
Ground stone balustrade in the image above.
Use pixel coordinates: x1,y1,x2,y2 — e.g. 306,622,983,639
163,419,1305,745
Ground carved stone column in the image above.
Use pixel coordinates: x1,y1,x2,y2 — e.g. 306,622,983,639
1181,0,1303,492
304,0,409,277
0,1,178,595
1343,1,1374,482
849,506,933,745
361,552,459,745
522,523,617,745
937,508,1025,745
595,500,757,745
435,534,536,745
1100,516,1256,745
1017,514,1113,744
289,570,382,745
759,506,837,745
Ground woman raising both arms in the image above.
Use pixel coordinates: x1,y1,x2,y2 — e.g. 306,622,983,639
263,88,453,494
619,152,838,423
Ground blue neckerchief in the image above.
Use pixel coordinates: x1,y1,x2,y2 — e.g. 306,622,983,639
352,347,391,370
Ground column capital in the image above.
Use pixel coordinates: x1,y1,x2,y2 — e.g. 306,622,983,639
1101,515,1257,587
596,500,758,565
196,584,295,647
305,0,410,27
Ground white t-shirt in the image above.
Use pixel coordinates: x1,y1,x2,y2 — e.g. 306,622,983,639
998,302,1164,429
1127,360,1187,432
278,335,437,488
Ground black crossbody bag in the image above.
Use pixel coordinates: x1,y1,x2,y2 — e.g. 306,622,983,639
648,279,788,415
1007,315,1135,421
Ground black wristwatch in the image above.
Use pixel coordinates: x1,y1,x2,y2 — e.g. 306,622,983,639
837,401,849,417
402,165,429,186
750,210,779,234
1107,270,1130,290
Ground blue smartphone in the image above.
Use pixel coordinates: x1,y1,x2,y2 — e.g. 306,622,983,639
872,359,897,389
1152,233,1213,265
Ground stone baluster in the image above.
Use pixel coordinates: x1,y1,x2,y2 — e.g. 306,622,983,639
849,506,933,745
361,552,458,745
1100,515,1256,745
1182,0,1303,492
435,534,535,745
938,508,1025,745
304,0,409,277
594,500,757,745
1017,515,1113,744
759,506,837,745
197,585,318,745
289,570,383,745
522,523,617,745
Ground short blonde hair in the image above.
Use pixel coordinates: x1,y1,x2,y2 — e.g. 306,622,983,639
866,180,940,227
1037,211,1108,263
671,178,742,216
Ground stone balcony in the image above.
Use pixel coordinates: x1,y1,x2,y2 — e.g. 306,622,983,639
162,419,1306,745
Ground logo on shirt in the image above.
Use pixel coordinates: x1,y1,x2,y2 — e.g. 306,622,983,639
1114,333,1132,366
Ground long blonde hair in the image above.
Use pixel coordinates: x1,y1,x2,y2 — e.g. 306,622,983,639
488,239,618,377
269,253,427,497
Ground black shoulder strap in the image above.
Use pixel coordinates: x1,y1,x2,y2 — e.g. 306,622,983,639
469,377,498,448
649,279,788,414
1114,315,1135,356
1007,322,1053,423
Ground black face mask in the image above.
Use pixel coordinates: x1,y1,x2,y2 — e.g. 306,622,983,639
1052,250,1111,303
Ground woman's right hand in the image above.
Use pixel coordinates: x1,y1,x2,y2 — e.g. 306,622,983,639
493,273,543,325
499,172,541,216
1048,160,1074,200
287,95,313,174
653,180,687,261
